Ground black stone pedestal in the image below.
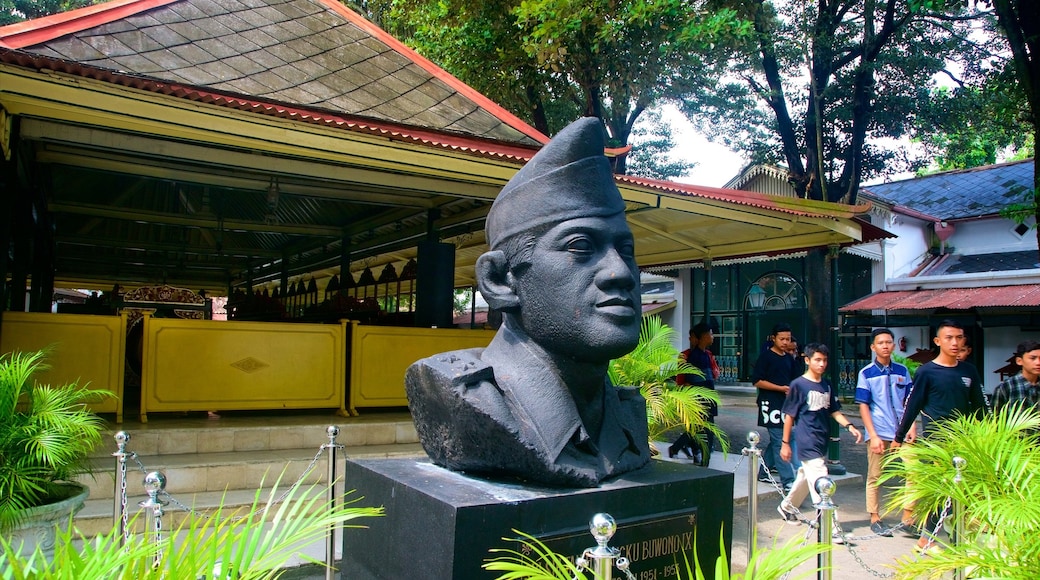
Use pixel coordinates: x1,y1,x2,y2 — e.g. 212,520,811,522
341,458,733,580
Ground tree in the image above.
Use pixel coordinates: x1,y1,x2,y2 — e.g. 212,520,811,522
915,63,1033,171
626,107,697,180
0,0,94,25
377,0,751,175
679,0,997,343
983,0,1040,259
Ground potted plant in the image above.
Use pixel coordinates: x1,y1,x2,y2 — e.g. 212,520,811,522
609,315,726,458
0,349,112,557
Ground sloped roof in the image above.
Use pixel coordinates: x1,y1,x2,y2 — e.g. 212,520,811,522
0,0,546,147
840,284,1040,312
922,250,1040,276
861,159,1034,220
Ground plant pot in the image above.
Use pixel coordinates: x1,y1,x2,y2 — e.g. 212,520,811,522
1,482,89,561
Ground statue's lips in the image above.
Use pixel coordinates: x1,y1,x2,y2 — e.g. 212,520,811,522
595,297,636,317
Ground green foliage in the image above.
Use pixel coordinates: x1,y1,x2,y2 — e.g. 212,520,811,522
485,527,829,580
914,63,1033,171
879,406,1040,579
626,107,696,180
484,530,585,579
0,349,111,532
891,353,921,378
0,477,384,578
0,0,95,25
680,0,1000,203
379,0,751,175
609,315,725,452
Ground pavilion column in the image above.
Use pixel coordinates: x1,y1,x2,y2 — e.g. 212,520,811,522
414,208,453,328
826,243,846,475
8,185,31,312
0,154,13,312
339,234,351,295
702,258,712,328
28,208,53,312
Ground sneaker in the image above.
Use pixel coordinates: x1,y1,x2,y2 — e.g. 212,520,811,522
782,483,792,494
776,504,799,525
870,520,894,537
757,473,772,483
831,531,845,545
896,520,919,538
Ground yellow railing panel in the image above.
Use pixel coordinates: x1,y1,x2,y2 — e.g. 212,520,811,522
348,322,495,414
140,318,346,422
0,312,127,422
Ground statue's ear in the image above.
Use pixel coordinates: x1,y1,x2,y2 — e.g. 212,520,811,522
476,251,520,311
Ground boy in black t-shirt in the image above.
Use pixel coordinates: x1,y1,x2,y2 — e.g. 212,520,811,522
776,343,861,533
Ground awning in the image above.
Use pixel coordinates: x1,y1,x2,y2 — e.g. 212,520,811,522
840,284,1040,312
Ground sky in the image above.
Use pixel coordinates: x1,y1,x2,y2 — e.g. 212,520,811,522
651,103,747,188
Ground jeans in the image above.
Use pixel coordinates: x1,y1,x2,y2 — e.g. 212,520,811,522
761,426,795,485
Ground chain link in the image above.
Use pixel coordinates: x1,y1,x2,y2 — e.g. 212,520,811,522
832,512,896,578
151,500,164,570
120,453,132,545
129,443,329,522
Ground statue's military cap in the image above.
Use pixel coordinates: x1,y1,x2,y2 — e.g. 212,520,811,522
485,117,627,250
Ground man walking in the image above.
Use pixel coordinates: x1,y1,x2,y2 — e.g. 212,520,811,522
992,339,1040,413
893,319,986,553
752,323,797,491
855,328,915,536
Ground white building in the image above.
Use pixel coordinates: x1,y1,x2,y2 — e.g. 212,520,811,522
842,159,1039,391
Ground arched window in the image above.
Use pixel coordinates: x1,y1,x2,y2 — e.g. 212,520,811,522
744,272,806,311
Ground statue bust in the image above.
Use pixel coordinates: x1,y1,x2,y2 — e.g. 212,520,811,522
405,117,651,487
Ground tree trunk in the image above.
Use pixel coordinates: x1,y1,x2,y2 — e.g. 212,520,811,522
803,247,833,345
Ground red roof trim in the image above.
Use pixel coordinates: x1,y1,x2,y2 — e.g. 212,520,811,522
0,0,180,48
840,285,1040,312
317,0,549,147
617,174,873,219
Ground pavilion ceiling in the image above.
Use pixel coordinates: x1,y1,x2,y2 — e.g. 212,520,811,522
3,61,877,296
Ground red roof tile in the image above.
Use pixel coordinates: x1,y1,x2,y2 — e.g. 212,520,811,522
840,284,1040,312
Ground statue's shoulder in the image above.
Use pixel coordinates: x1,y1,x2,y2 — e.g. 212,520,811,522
615,385,645,403
407,348,495,390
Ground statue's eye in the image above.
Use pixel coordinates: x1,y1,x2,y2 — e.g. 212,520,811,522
566,237,594,254
617,240,635,259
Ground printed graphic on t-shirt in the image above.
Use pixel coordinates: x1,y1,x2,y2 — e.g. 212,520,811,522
760,400,782,426
807,390,830,412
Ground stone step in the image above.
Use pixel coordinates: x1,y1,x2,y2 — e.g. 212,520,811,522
91,415,419,459
74,442,425,539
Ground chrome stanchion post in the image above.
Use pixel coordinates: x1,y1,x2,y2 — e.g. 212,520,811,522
951,456,966,580
112,431,131,545
575,513,635,580
814,477,836,580
324,426,344,580
741,431,762,568
139,471,168,570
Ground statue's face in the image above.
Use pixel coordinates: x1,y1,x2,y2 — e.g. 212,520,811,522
511,213,641,362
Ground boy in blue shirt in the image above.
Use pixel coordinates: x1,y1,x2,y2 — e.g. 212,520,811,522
777,343,862,532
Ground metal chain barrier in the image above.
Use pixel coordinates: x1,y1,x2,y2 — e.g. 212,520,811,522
112,425,346,575
126,438,328,522
139,471,168,570
112,431,133,546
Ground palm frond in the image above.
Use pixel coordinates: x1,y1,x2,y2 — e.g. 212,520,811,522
0,475,383,578
881,406,1040,579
